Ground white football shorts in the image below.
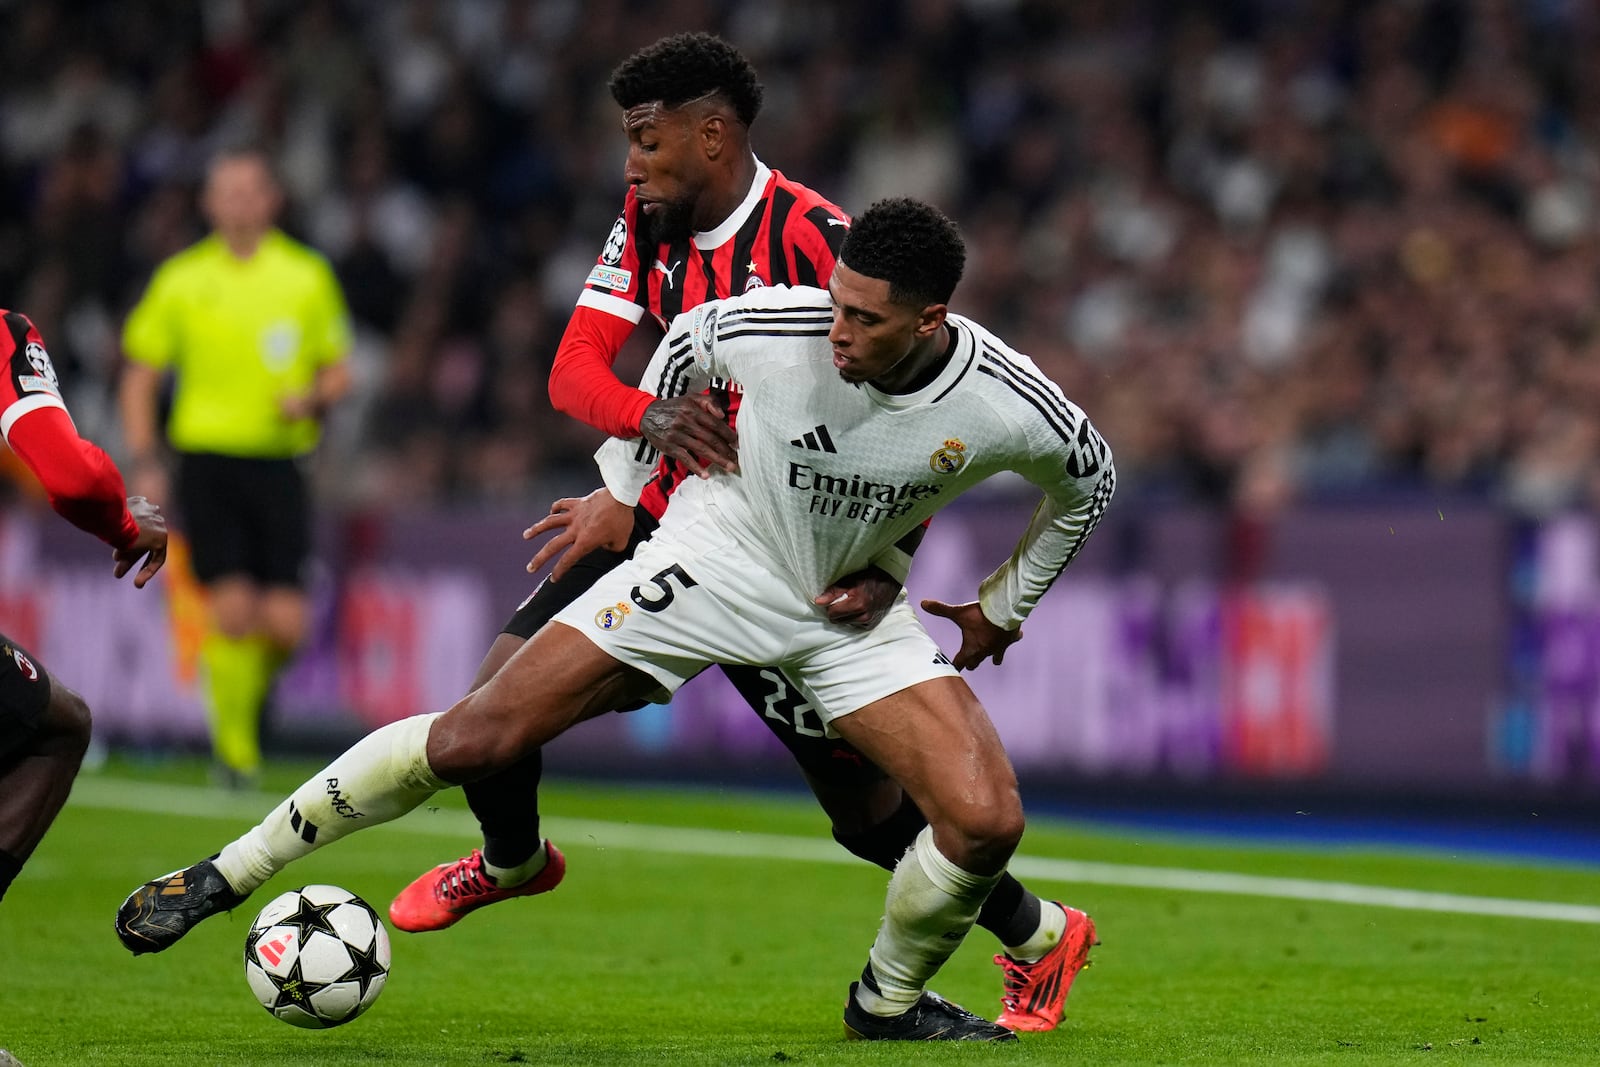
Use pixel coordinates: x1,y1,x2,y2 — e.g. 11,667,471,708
548,509,958,732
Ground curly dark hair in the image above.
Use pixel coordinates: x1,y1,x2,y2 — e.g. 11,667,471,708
840,198,966,307
608,32,764,127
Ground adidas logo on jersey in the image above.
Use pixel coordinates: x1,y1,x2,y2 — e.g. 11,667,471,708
790,425,838,453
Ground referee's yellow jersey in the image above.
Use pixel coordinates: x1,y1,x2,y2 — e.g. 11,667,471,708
122,230,352,458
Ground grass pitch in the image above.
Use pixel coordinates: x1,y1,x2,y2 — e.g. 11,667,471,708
2,757,1598,1065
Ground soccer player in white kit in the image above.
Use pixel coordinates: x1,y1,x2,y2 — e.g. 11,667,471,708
116,198,1115,1042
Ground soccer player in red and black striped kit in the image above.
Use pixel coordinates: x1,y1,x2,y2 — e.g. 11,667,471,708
392,32,1094,1032
0,310,167,905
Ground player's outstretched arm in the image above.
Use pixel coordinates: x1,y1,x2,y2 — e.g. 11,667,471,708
112,495,168,588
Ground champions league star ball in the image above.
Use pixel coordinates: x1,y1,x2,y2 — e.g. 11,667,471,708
244,885,391,1028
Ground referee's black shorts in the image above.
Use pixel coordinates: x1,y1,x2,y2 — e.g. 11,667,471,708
176,452,311,587
0,633,52,765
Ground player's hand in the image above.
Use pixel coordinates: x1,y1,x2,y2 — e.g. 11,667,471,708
524,487,634,582
919,598,1023,670
639,395,738,477
815,565,903,630
113,496,168,588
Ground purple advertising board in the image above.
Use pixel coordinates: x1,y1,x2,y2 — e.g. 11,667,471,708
1,493,1523,797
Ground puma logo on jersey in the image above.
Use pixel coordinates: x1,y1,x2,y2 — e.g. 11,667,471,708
790,424,838,453
653,259,682,288
826,217,848,227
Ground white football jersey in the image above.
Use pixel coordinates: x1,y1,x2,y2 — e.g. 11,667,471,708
595,284,1115,629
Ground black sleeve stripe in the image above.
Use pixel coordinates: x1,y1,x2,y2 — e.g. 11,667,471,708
803,204,848,256
976,351,1110,480
979,354,1111,480
633,340,696,466
650,335,697,399
976,360,1078,447
792,205,847,287
2,311,30,359
717,326,832,342
659,354,698,400
1034,466,1117,600
630,223,654,311
793,248,820,288
721,304,832,326
979,344,1073,423
720,311,832,324
768,188,795,286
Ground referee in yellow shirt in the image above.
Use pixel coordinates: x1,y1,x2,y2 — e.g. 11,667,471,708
119,144,352,787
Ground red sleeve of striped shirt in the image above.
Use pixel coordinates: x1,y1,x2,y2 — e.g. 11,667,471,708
547,304,656,439
6,396,140,550
1,309,139,549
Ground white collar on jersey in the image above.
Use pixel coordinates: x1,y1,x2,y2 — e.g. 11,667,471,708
694,158,772,249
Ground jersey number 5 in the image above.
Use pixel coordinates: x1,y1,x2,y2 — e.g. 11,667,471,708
630,563,698,613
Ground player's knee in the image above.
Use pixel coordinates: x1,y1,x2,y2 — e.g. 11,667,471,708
43,685,93,760
425,703,528,782
941,790,1024,872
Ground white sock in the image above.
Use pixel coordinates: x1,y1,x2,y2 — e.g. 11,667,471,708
1004,900,1067,963
215,713,447,894
483,841,548,887
857,825,1004,1017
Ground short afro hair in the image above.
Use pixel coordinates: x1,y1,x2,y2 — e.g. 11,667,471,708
609,32,763,127
840,198,966,307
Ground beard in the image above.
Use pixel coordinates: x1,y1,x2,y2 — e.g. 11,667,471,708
639,199,695,246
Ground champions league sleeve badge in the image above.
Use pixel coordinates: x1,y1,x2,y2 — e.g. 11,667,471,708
601,216,628,266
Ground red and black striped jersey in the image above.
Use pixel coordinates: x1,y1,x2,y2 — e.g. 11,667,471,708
548,160,848,519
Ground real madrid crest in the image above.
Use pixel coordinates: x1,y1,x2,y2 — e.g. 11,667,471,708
929,438,967,474
595,602,632,630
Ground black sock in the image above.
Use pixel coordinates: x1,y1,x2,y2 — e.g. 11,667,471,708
0,848,24,903
463,749,545,870
832,793,928,871
978,875,1041,948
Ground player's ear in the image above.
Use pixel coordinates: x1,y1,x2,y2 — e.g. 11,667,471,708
700,113,727,160
915,304,948,339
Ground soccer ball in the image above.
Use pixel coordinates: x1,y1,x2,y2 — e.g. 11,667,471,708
244,884,391,1029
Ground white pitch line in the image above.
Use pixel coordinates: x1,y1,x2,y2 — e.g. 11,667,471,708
67,776,1600,925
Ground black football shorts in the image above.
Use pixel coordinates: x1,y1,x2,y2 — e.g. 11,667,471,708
0,632,52,764
176,452,311,586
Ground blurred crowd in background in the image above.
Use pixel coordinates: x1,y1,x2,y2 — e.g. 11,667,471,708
4,0,1600,516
